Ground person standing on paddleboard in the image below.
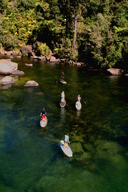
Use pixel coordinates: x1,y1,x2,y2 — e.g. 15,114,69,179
61,71,65,81
61,91,65,102
64,133,69,148
77,94,81,102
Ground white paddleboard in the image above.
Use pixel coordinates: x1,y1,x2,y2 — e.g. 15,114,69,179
60,100,66,107
60,140,73,157
40,117,48,127
75,101,82,110
60,80,67,84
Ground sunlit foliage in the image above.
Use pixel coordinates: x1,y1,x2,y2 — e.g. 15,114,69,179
0,0,128,68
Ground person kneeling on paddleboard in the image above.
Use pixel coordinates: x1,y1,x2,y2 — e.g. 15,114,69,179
40,107,46,120
64,133,69,148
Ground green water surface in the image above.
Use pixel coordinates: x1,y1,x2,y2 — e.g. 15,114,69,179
0,57,128,192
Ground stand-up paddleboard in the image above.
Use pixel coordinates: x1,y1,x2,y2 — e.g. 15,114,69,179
60,100,66,107
60,140,73,157
60,79,67,84
40,117,48,127
75,101,82,110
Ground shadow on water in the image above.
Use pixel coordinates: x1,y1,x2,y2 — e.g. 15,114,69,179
117,136,128,147
3,125,21,154
117,124,128,147
41,144,60,173
0,167,14,187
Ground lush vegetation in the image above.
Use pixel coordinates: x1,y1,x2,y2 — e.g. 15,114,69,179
0,0,128,68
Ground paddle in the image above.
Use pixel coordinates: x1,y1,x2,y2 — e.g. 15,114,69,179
78,98,86,104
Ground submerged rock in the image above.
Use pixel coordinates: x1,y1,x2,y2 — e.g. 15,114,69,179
11,70,24,75
25,63,33,67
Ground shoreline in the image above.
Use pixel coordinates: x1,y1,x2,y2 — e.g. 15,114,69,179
0,49,126,76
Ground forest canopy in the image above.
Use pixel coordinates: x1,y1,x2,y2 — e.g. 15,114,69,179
0,0,128,68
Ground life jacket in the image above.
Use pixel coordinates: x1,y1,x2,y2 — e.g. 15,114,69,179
42,114,46,120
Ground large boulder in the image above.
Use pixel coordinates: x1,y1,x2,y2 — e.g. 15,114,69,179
4,50,13,57
21,45,32,56
24,80,39,87
107,68,123,76
0,59,18,74
1,76,14,85
49,56,60,63
0,48,5,55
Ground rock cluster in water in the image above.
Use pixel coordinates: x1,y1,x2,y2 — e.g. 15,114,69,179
0,59,38,87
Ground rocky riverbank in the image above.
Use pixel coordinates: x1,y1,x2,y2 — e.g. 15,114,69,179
0,46,85,67
0,45,127,78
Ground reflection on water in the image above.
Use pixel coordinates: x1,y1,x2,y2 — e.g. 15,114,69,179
0,58,128,192
0,84,13,89
109,75,119,80
25,87,35,93
76,109,81,117
60,107,65,121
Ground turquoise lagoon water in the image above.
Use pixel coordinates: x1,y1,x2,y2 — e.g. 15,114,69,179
0,57,128,192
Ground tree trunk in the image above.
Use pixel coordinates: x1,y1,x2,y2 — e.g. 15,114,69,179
73,15,78,49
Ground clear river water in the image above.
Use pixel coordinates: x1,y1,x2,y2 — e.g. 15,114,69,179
0,57,128,192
